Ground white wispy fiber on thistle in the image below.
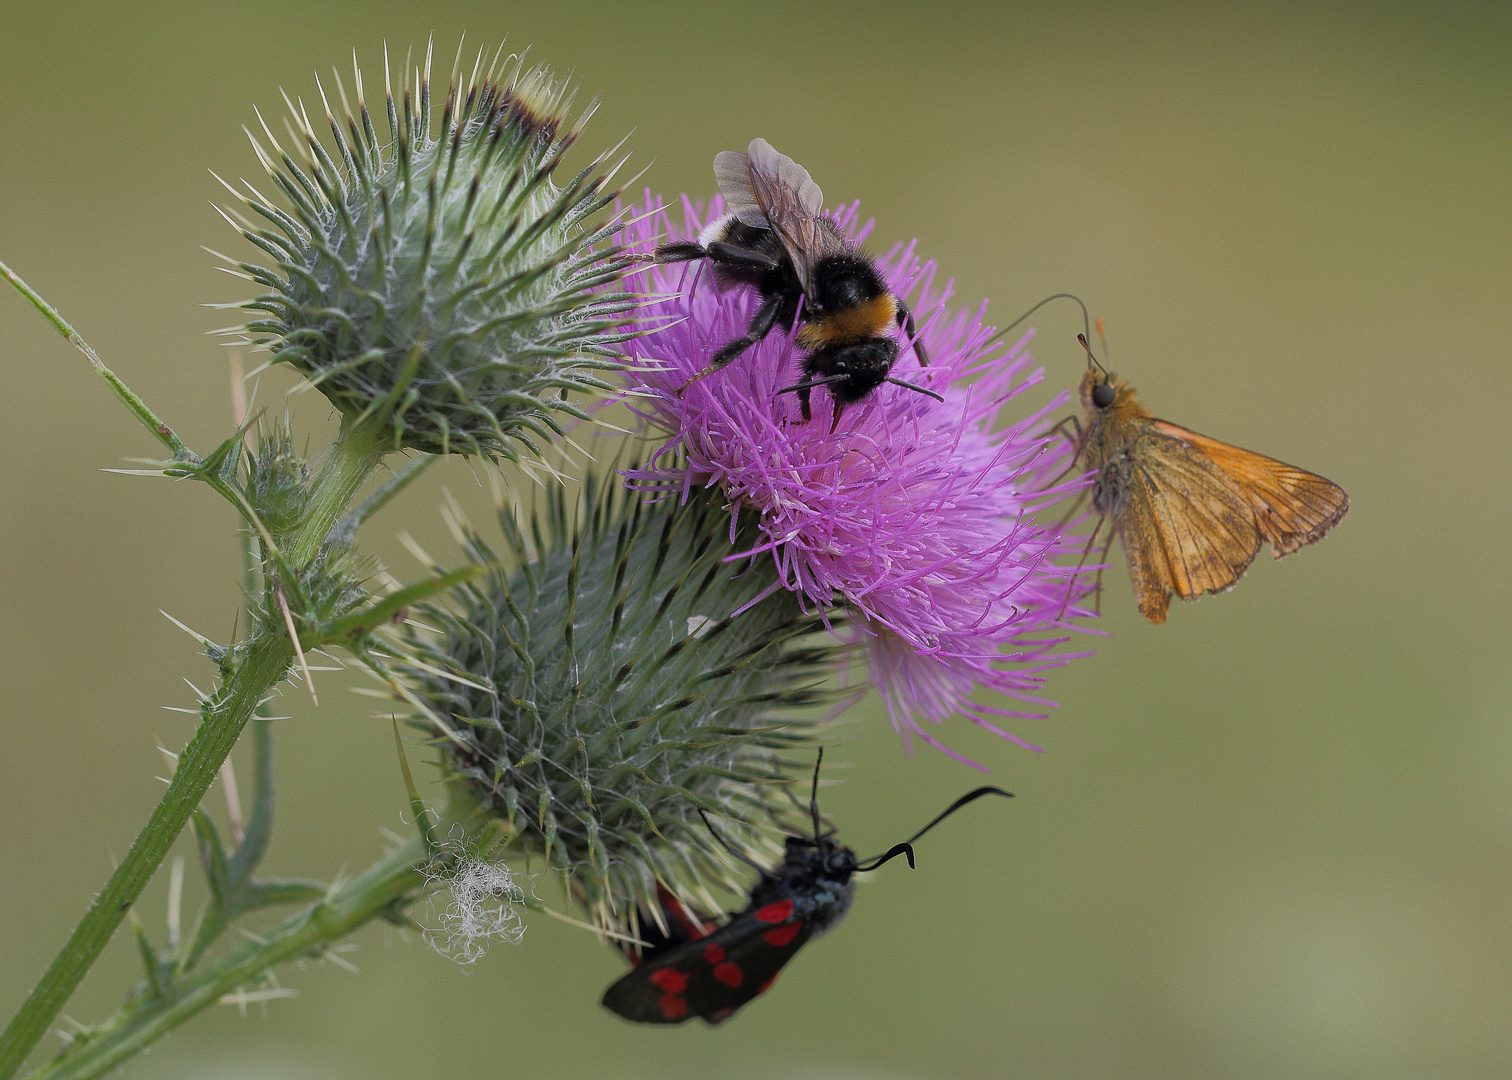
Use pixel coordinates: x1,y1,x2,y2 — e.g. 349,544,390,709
423,856,526,964
216,41,642,460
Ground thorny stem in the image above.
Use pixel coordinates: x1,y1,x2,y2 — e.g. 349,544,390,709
0,639,292,1078
23,837,429,1080
0,266,394,1078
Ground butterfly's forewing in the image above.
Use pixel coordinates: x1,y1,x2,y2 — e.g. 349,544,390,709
1121,431,1263,622
1150,421,1349,556
602,898,812,1025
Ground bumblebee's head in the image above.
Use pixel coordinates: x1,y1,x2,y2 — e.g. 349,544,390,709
818,339,901,404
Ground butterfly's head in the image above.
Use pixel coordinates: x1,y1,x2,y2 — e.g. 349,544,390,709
1078,368,1150,421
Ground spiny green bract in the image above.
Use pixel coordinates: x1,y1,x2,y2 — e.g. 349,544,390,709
244,417,313,537
220,43,639,460
397,476,851,925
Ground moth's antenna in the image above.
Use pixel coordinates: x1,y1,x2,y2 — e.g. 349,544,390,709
857,786,1014,869
809,748,824,843
989,292,1092,352
855,842,914,872
698,810,774,879
1077,333,1110,378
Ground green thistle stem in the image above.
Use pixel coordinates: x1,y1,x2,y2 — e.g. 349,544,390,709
0,267,398,1076
23,836,428,1080
0,639,292,1079
287,420,385,567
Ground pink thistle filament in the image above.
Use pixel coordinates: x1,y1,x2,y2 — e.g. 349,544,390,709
615,193,1097,770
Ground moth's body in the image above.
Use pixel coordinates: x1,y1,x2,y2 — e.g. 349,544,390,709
600,768,1011,1027
1073,369,1349,623
600,836,858,1026
649,138,929,424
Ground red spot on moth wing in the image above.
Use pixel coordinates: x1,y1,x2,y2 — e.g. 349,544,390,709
762,922,801,946
756,900,794,923
649,968,689,993
758,972,780,994
712,961,744,988
659,993,688,1020
702,943,726,963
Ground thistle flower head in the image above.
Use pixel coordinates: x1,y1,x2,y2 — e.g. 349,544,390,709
219,42,638,460
615,195,1096,768
395,476,848,923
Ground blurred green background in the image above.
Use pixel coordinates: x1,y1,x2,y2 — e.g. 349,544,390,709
2,1,1509,1077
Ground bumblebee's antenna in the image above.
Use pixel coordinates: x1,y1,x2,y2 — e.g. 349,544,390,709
883,377,946,403
776,373,848,396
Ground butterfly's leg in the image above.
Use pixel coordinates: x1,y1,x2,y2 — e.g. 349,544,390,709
677,294,782,393
894,299,930,365
1090,527,1117,616
1056,514,1105,621
1051,488,1091,533
1037,419,1088,494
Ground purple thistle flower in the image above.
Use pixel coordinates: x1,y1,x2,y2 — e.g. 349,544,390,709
614,192,1097,770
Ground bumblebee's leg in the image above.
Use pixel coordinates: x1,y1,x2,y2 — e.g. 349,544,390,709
704,241,781,273
677,294,781,393
645,241,707,264
796,382,813,422
895,299,930,366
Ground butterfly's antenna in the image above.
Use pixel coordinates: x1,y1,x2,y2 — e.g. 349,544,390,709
1077,333,1111,379
884,377,945,403
698,810,774,878
988,292,1091,352
1095,316,1110,364
809,748,824,843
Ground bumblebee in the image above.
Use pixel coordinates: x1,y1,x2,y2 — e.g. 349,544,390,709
646,138,939,427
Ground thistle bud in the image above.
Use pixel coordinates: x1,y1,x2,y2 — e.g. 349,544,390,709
396,476,850,924
221,43,636,459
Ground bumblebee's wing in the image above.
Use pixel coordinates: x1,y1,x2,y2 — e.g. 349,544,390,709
1151,421,1349,557
1118,432,1263,622
602,904,811,1025
743,138,840,297
713,149,769,229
